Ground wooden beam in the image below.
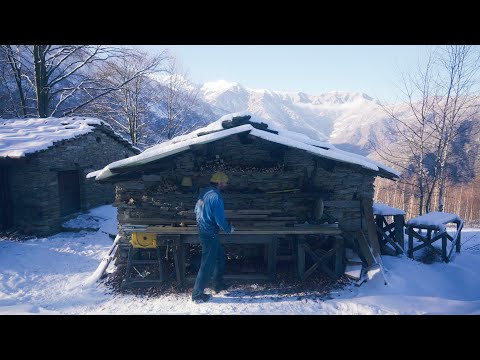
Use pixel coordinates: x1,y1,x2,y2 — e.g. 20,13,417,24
375,224,404,254
324,200,361,208
124,225,342,235
361,199,381,258
393,214,405,250
355,230,375,267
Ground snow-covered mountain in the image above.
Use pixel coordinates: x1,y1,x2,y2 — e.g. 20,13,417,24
199,80,397,154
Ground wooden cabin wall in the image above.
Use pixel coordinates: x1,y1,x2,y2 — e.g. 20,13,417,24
115,134,376,249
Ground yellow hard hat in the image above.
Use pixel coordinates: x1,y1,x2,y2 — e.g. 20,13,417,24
210,171,229,183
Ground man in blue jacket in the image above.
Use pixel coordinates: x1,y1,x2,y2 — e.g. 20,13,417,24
191,171,234,303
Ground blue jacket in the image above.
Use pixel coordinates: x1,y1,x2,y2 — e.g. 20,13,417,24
195,186,232,235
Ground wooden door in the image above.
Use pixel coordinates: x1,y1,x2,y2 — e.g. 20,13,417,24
58,170,80,215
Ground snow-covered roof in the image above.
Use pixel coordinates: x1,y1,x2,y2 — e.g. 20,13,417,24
373,203,406,216
89,112,400,181
406,212,463,232
0,117,133,159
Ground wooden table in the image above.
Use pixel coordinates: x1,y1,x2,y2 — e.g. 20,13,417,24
122,224,343,286
405,212,463,263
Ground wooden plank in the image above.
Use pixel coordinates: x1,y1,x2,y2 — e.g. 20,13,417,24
361,199,381,258
125,225,342,235
251,221,291,226
406,224,446,231
324,200,361,208
335,236,345,277
355,230,375,267
123,218,196,225
237,209,282,214
181,213,270,219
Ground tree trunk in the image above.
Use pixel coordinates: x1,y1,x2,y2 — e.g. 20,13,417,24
33,45,49,118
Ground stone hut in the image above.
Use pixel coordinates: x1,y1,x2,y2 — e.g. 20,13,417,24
0,117,139,235
90,113,398,272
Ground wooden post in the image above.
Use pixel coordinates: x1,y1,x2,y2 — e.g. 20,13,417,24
456,221,462,253
268,237,278,280
394,214,405,251
124,245,134,285
335,236,345,278
156,246,164,282
442,233,448,262
408,228,414,259
361,199,382,258
180,242,186,283
375,215,386,252
297,237,305,278
172,236,184,287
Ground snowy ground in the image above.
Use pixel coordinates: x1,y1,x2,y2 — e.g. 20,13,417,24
1,205,479,315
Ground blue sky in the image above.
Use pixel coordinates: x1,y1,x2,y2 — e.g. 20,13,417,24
139,45,430,103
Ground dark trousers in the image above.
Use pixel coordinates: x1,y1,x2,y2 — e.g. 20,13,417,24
192,233,225,298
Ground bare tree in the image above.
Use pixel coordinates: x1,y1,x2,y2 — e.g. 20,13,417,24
375,46,480,215
0,45,35,117
430,45,480,211
0,45,168,119
374,51,437,215
90,49,167,146
158,57,200,140
0,45,28,117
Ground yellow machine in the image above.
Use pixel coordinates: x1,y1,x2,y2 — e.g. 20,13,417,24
130,232,157,248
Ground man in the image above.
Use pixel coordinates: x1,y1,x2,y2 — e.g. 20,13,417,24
191,171,234,303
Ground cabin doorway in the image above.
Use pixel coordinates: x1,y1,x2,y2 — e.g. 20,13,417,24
58,170,80,215
0,167,13,229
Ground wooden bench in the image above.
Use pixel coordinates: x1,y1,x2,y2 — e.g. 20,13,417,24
406,212,464,262
122,224,343,286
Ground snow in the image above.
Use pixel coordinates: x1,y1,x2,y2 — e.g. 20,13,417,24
407,212,462,232
1,205,479,314
90,111,399,181
0,117,106,158
373,203,406,216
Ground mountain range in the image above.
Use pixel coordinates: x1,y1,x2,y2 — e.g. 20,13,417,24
197,79,398,155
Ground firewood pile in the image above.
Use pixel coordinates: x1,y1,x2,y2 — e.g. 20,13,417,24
199,159,284,173
155,179,179,194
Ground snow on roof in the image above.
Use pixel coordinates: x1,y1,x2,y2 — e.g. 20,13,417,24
406,211,463,232
90,111,400,181
373,203,406,216
0,117,116,159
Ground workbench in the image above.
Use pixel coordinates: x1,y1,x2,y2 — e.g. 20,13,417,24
122,224,344,286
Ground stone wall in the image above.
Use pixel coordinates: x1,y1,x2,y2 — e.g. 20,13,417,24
9,127,136,235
